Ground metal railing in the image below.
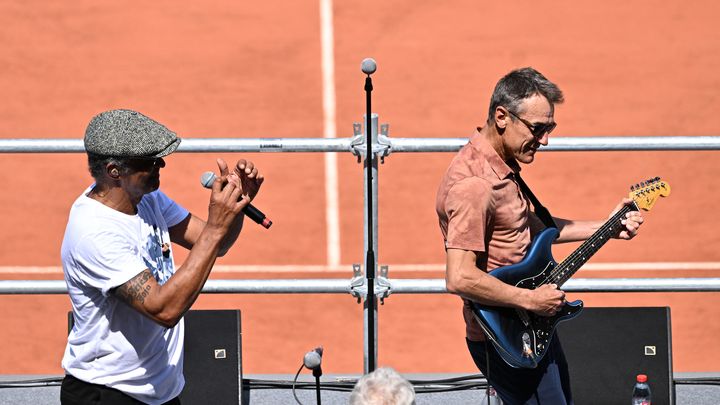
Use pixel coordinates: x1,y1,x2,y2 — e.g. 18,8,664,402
3,125,720,372
2,277,720,295
3,135,720,154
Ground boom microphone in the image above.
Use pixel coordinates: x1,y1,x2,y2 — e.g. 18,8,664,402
200,171,272,229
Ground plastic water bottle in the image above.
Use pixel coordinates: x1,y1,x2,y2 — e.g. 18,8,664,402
631,374,652,405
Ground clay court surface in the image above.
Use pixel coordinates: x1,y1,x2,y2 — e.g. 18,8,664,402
1,1,719,376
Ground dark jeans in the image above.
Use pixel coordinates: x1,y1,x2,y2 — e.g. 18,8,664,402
61,374,181,405
467,335,573,405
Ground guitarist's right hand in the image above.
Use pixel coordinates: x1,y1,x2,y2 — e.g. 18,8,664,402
526,284,565,317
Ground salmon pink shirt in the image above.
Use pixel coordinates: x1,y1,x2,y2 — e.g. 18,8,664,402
436,129,544,340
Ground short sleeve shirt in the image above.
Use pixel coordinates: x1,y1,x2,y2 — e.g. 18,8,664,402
435,129,543,340
61,188,189,405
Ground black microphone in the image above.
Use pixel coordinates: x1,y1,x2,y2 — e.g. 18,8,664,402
303,347,323,378
200,171,272,229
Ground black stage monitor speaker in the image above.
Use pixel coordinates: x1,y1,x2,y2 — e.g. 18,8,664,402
557,306,673,405
68,309,242,405
180,310,242,405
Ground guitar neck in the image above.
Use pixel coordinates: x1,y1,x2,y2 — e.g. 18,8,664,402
551,202,637,287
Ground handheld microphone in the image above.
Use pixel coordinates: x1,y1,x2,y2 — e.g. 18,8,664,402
200,171,272,229
303,347,323,377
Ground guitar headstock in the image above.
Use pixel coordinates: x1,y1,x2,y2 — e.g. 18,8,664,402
629,177,671,211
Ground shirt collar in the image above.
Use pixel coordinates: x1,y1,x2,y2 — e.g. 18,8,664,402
468,127,520,179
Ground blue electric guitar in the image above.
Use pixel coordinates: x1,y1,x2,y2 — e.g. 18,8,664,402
470,177,671,368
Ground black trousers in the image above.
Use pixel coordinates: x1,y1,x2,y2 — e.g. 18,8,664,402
61,374,181,405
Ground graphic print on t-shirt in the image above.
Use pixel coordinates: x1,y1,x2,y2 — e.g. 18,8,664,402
143,224,173,284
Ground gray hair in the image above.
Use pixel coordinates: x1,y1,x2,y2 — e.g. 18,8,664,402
349,367,416,405
487,67,564,122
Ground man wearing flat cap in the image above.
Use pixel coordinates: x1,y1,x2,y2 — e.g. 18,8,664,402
60,109,264,405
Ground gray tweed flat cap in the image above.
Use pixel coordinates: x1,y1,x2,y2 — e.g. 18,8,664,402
84,109,181,158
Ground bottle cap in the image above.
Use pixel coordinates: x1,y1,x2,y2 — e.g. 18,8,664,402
636,374,648,383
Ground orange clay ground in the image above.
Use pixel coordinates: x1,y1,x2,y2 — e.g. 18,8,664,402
0,1,719,375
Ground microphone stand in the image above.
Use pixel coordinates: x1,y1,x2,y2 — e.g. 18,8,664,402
364,69,377,373
313,367,322,405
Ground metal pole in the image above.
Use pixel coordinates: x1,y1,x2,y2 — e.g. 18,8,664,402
3,278,720,295
362,114,380,373
363,86,379,373
4,136,720,154
0,138,355,153
383,278,720,293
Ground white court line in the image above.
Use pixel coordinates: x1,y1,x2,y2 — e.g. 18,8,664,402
319,0,341,267
4,263,720,274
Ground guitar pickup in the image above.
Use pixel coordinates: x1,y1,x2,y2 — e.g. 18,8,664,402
522,332,535,358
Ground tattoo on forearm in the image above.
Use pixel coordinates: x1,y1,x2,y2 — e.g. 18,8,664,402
115,270,153,304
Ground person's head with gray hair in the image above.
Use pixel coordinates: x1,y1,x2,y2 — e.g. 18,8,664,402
486,67,564,125
349,367,416,405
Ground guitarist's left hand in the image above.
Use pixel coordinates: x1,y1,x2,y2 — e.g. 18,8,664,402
611,198,644,240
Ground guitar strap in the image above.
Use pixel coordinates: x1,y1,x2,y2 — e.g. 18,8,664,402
514,172,558,229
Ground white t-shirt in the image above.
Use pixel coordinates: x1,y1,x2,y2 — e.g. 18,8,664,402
61,188,189,405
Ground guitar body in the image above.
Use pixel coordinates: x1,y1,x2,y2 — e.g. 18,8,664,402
468,177,670,369
470,227,584,369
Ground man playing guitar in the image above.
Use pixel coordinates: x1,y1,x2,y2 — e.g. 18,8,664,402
435,67,644,404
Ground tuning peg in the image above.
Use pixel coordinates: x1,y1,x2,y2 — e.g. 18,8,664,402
630,185,635,191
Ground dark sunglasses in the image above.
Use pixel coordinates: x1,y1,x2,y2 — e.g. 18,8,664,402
125,157,165,171
506,109,557,138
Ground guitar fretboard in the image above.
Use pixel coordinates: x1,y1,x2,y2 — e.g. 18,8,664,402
550,202,638,287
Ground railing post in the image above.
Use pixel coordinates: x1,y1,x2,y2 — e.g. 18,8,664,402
363,113,380,373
